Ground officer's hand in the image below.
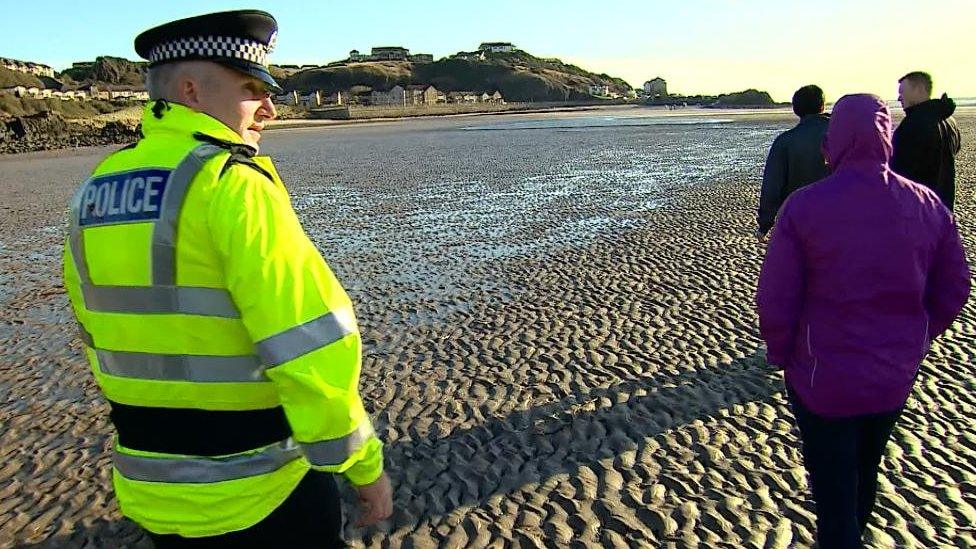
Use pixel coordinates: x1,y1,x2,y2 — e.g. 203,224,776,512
354,472,393,527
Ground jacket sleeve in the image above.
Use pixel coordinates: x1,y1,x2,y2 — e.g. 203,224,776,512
62,242,89,334
947,119,962,156
757,198,806,367
758,135,788,235
925,211,970,339
941,119,963,211
208,163,384,486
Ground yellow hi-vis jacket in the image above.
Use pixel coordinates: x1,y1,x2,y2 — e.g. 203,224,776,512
62,102,383,537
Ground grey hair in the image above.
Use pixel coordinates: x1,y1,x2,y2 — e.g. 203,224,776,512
145,63,181,100
145,61,214,101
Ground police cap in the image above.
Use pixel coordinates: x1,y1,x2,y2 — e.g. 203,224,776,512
134,10,281,92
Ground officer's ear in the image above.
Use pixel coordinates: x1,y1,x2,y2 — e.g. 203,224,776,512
173,62,213,109
180,78,201,108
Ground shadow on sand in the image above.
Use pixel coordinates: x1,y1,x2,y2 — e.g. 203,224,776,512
26,350,784,547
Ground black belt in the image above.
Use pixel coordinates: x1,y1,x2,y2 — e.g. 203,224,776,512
109,401,292,456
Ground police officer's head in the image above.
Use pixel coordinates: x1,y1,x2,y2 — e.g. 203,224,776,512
792,85,825,118
135,10,280,148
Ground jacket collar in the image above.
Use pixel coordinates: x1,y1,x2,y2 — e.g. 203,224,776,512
140,100,257,154
904,94,955,120
798,113,829,125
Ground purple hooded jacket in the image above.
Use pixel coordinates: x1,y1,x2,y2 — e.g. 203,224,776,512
757,94,970,418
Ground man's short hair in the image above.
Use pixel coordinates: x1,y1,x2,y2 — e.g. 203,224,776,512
899,71,933,95
146,63,180,100
145,61,216,101
792,85,825,117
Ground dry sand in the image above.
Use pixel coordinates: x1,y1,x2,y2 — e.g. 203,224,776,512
0,110,974,548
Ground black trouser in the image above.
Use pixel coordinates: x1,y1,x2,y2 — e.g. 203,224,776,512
787,386,902,549
147,471,345,548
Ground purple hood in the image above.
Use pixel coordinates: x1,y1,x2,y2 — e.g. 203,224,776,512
757,94,970,418
823,93,893,170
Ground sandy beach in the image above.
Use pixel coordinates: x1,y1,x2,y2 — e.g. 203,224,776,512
0,107,974,548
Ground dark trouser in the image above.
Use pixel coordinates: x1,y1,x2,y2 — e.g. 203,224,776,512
787,386,902,549
147,470,345,548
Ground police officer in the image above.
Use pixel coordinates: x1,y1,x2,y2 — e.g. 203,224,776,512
62,10,392,546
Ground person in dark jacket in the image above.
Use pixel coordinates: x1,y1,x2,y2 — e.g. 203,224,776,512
756,85,830,240
758,94,970,548
893,71,962,210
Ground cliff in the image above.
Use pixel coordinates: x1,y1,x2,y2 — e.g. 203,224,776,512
61,56,147,87
283,50,633,102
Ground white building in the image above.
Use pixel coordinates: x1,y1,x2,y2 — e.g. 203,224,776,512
370,47,410,61
346,47,434,63
447,91,480,104
88,86,111,101
478,42,515,53
480,91,505,103
371,85,406,106
274,91,299,105
0,57,55,78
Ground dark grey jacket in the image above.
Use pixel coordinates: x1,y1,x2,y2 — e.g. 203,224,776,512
892,94,962,210
757,114,830,235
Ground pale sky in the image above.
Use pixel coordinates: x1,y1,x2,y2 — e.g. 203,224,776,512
2,0,974,102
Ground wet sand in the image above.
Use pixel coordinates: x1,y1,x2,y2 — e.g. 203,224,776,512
0,109,974,548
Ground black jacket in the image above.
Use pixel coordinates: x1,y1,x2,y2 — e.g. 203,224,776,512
757,114,830,235
892,94,962,210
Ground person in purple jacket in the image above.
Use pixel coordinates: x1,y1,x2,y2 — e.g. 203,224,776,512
757,93,970,548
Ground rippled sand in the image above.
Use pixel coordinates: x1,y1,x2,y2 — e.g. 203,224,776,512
1,107,974,548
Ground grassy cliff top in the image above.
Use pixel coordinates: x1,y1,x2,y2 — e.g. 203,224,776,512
61,56,146,87
0,67,43,88
282,50,633,102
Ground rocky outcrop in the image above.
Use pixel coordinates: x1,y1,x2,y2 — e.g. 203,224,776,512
61,56,146,87
713,89,776,107
7,111,71,139
0,112,140,154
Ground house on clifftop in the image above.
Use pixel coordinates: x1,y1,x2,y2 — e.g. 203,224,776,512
479,42,515,53
346,47,434,63
1,57,55,78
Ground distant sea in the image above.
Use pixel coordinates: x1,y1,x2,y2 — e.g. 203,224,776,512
884,97,976,108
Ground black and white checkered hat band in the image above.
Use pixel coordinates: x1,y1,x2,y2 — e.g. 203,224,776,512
149,36,270,66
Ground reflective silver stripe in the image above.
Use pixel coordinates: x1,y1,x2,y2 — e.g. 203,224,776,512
78,323,95,347
152,143,224,285
256,309,357,368
81,285,240,318
114,438,302,484
301,420,375,468
96,349,265,382
68,176,94,284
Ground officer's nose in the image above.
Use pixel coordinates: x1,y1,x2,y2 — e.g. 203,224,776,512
259,96,277,121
